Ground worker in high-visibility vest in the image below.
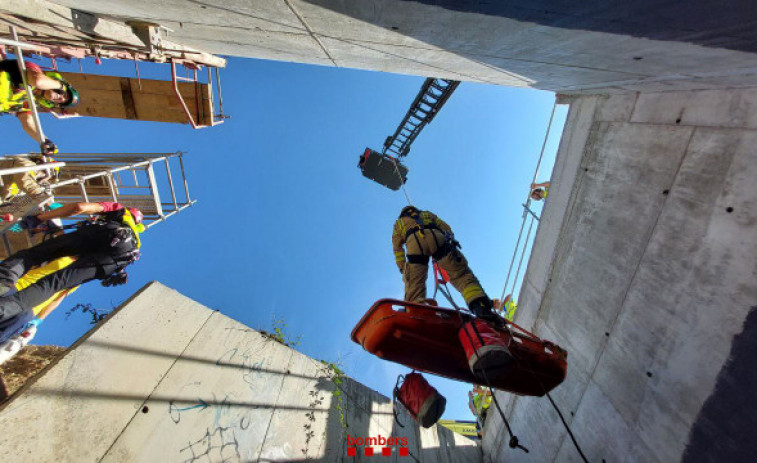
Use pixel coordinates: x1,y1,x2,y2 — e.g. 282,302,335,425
0,59,79,152
493,295,518,321
0,201,144,337
468,385,492,435
392,206,498,321
530,181,551,201
0,155,57,202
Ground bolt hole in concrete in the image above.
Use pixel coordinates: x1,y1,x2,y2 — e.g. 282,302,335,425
676,118,682,124
584,168,588,172
663,190,669,195
605,332,610,337
142,406,149,413
633,56,643,60
726,207,734,213
392,26,399,30
646,372,653,378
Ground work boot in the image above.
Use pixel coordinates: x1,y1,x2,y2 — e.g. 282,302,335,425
468,297,503,326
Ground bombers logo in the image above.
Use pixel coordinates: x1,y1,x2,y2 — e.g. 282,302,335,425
346,434,409,457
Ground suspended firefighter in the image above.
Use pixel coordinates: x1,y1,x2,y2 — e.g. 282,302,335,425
394,371,446,428
392,206,499,321
0,201,144,338
0,59,80,153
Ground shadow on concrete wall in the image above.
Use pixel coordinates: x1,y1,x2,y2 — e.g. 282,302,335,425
682,306,757,463
305,0,757,54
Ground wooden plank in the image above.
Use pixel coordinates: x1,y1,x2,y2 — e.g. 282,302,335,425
56,72,214,125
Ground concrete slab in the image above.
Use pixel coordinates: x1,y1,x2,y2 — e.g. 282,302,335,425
43,0,757,92
631,88,757,129
0,282,213,462
487,88,757,461
100,313,294,462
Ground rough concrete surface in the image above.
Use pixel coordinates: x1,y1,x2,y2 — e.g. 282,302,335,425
46,0,757,93
0,282,480,462
485,88,757,462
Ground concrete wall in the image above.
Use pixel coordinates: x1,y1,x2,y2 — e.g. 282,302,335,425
44,0,757,93
483,89,757,462
0,282,481,462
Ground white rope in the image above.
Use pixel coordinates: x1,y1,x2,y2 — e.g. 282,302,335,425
498,98,558,301
391,157,413,205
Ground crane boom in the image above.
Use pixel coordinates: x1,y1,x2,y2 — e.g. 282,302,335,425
383,78,459,159
359,78,460,191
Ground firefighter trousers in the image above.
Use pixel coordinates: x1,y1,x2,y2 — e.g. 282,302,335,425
0,223,131,287
403,229,487,306
0,252,121,337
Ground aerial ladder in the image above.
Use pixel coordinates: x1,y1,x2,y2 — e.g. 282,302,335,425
359,78,459,190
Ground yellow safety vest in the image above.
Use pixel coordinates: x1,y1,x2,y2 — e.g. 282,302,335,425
15,256,80,316
0,72,29,113
120,208,144,248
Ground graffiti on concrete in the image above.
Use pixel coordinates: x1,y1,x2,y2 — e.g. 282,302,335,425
179,426,241,462
216,347,267,386
169,399,210,424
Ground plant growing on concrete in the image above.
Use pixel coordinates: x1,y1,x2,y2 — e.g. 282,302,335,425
319,359,348,433
65,303,112,325
262,316,301,347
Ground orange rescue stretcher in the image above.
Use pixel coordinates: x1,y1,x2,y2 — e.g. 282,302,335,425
351,299,568,396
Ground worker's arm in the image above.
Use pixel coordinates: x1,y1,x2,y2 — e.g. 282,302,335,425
531,181,551,189
25,68,64,91
36,202,106,221
17,111,44,143
392,219,406,273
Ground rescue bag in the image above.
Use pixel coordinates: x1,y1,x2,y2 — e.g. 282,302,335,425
459,319,514,378
393,372,446,428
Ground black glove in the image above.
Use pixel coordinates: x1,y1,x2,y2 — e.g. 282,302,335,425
101,270,128,287
40,139,58,155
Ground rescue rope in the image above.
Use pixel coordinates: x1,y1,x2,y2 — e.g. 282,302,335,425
498,99,557,304
434,271,588,461
390,157,413,205
433,269,529,454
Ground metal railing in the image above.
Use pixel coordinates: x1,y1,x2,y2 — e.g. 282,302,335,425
0,152,194,257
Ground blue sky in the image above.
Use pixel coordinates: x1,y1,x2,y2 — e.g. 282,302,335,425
2,55,566,421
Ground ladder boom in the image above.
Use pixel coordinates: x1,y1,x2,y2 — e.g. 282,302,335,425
382,78,460,159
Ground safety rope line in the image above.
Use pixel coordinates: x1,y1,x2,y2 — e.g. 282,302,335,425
546,391,589,462
390,157,413,205
508,215,536,297
433,269,529,454
498,98,557,304
435,272,588,461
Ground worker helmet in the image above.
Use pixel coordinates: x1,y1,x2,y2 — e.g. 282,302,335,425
63,83,80,108
128,208,144,224
37,73,79,109
399,205,419,218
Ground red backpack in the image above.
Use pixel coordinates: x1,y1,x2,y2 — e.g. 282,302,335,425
458,319,514,378
394,372,446,428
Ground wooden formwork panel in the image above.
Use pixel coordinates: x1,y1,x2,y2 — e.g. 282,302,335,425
57,72,214,125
